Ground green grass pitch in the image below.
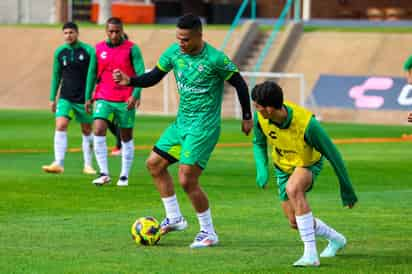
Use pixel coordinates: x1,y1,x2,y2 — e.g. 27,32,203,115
1,110,412,273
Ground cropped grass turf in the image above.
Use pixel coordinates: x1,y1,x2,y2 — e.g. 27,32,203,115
0,110,411,273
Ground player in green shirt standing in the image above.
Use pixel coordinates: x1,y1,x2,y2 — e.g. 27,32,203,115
42,22,96,175
113,14,253,248
403,55,412,123
252,81,358,267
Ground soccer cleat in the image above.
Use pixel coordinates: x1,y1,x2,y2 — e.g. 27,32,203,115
42,162,64,174
92,173,111,186
160,216,188,235
116,176,128,187
110,147,121,156
190,231,219,248
293,255,320,267
320,235,347,258
83,166,97,175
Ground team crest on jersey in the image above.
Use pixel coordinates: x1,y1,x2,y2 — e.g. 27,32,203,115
100,51,107,59
79,54,84,61
62,56,67,66
198,64,204,72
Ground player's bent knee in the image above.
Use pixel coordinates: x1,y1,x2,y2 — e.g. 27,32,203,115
285,185,298,199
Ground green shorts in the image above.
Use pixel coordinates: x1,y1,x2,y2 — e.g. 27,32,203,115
274,157,324,201
93,100,135,128
153,123,220,169
55,98,93,124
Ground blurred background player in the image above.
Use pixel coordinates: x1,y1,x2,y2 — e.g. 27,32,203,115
404,55,412,123
85,17,145,186
42,22,96,175
113,14,253,248
251,81,358,267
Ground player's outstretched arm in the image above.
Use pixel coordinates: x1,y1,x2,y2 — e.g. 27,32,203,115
113,67,167,88
227,72,253,135
253,114,269,188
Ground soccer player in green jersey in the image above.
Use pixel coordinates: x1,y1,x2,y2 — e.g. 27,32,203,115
403,55,412,122
42,22,96,175
252,81,358,267
113,14,253,248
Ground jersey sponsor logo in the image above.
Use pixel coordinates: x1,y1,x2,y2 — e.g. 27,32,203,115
268,131,277,139
275,147,297,156
100,51,107,59
177,82,208,94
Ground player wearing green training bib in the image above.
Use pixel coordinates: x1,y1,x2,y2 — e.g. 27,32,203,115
113,14,253,249
42,22,96,176
252,81,358,267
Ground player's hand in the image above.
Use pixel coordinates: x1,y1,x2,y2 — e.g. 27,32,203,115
408,112,412,123
113,69,130,86
241,119,253,135
85,100,93,114
49,101,56,113
127,96,140,110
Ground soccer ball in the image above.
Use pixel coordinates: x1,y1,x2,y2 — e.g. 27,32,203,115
131,216,161,246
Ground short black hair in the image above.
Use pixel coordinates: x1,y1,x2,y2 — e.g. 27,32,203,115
106,17,123,28
251,81,284,109
177,14,202,32
62,22,78,32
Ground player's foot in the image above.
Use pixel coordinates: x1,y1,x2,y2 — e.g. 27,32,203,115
110,147,121,156
160,216,188,235
83,166,97,175
293,254,320,267
42,162,64,174
320,234,346,258
116,176,128,186
92,173,111,186
190,231,219,248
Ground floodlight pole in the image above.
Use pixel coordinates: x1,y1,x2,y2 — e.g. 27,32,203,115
98,0,112,25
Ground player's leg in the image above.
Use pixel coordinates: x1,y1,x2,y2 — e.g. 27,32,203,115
43,99,71,173
286,167,319,267
91,100,111,185
179,128,220,248
315,218,346,257
80,123,96,174
74,102,96,175
115,105,136,186
146,124,187,234
107,117,121,156
117,127,133,186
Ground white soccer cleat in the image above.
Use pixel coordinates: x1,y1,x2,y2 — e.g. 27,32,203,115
92,174,111,186
42,162,64,174
320,235,347,258
293,254,320,267
83,166,97,175
160,217,188,235
116,176,128,187
190,231,219,248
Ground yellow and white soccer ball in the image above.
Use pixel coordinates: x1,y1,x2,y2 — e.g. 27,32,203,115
131,216,161,246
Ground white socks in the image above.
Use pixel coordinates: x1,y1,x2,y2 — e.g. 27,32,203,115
315,218,342,242
162,195,182,220
197,208,215,234
120,139,134,178
54,130,67,166
94,136,108,175
82,134,93,167
296,212,317,258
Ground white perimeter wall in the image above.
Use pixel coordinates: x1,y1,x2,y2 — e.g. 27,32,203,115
0,0,56,24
